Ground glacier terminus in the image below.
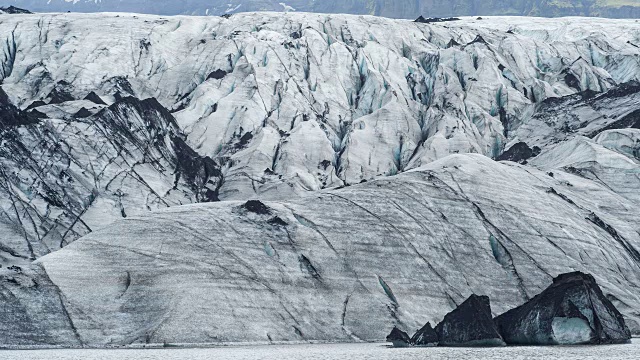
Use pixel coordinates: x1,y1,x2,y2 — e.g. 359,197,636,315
0,9,638,351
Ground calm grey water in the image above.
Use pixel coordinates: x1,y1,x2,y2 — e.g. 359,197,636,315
0,340,638,360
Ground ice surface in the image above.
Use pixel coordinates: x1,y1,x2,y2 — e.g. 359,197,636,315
0,13,638,202
594,129,640,162
551,317,593,345
0,96,220,265
0,154,633,346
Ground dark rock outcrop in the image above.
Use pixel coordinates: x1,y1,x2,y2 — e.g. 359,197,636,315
83,91,106,105
410,322,438,347
242,200,271,215
386,326,411,347
46,81,74,105
415,16,460,24
497,142,541,164
495,272,632,345
0,88,40,127
0,6,32,14
73,107,92,118
207,69,228,80
435,294,505,347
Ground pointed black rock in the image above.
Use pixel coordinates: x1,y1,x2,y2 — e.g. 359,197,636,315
46,81,75,105
410,322,438,347
25,100,47,110
84,91,107,105
386,326,411,347
435,294,505,347
0,88,41,127
74,107,93,118
495,272,631,345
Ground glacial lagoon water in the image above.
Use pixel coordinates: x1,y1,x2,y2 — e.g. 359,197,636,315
1,340,638,360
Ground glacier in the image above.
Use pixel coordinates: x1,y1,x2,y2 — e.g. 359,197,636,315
0,90,221,264
1,12,638,202
4,153,640,346
0,11,638,347
495,271,632,345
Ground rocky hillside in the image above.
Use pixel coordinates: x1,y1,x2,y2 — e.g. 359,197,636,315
6,0,640,18
0,12,638,347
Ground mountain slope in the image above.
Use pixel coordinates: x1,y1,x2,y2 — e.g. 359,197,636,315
4,0,640,18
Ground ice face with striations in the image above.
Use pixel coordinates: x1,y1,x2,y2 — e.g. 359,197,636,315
1,153,639,346
0,91,221,265
0,12,639,347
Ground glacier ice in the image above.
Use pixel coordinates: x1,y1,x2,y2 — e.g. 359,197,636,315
0,12,638,347
0,93,221,264
434,295,505,347
495,272,631,345
386,327,411,347
0,153,638,346
551,317,593,345
409,322,438,347
0,12,638,203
